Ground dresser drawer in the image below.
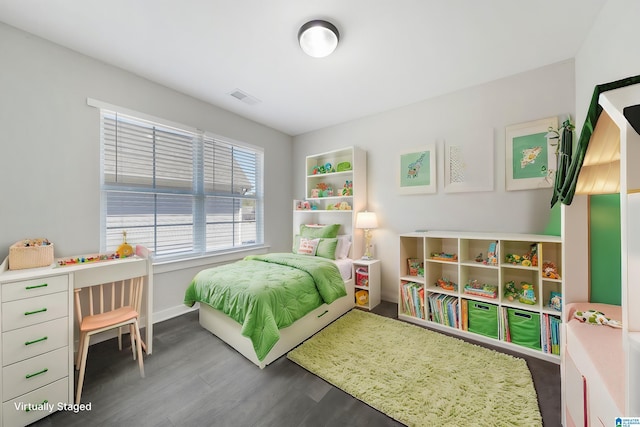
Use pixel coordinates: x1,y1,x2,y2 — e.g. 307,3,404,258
3,317,69,366
2,292,68,332
3,347,68,401
2,377,69,427
2,274,68,302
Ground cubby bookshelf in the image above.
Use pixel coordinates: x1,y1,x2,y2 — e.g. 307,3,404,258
399,231,563,362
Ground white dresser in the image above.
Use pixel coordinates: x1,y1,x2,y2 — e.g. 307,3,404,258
0,246,153,426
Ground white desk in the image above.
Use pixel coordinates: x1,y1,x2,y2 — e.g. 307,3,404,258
0,246,153,426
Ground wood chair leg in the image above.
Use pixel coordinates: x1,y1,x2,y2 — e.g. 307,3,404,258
134,321,145,378
75,332,85,370
129,324,137,361
118,326,123,351
75,334,91,404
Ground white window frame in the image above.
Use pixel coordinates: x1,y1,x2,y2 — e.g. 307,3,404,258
89,99,264,260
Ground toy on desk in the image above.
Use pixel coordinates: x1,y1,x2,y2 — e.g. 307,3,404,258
518,282,536,305
57,252,121,266
574,309,622,328
116,230,134,258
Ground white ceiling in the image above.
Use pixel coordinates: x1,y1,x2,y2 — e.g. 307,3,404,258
0,0,607,136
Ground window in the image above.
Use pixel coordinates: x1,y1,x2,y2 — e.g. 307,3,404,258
99,107,263,259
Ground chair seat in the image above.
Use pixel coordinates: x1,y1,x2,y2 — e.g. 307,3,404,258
80,306,139,333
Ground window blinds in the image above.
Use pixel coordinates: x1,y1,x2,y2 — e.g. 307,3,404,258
100,109,263,258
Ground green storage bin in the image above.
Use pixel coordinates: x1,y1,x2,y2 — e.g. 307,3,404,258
467,301,499,339
507,308,541,350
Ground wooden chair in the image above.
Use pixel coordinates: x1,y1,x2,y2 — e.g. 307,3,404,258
74,277,146,404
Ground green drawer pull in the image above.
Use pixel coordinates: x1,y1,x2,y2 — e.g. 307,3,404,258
317,310,329,318
25,336,48,346
25,283,48,290
24,308,47,316
25,368,48,379
25,400,48,412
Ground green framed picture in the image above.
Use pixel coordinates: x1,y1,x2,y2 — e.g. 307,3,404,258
505,117,558,191
398,145,436,194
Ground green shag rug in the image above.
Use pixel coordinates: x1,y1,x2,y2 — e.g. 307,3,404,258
287,309,542,427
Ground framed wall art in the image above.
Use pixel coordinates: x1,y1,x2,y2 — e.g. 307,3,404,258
505,117,558,191
443,128,494,193
398,145,436,194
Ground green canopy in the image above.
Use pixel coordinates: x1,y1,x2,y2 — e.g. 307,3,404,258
551,74,640,207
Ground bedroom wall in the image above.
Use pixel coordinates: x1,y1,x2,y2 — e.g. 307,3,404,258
293,60,575,302
0,22,293,320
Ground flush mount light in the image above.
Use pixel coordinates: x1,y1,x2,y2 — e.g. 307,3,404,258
298,20,340,58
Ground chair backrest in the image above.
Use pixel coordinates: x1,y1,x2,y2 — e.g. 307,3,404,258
74,276,144,324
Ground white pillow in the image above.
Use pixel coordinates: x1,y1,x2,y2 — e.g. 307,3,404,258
335,235,352,259
295,237,320,256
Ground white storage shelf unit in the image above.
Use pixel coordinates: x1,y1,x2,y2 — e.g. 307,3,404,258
399,231,563,362
293,146,367,259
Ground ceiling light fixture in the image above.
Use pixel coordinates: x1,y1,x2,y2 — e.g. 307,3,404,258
298,20,340,58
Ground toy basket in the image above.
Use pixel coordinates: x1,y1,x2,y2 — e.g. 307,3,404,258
9,240,54,270
356,267,369,287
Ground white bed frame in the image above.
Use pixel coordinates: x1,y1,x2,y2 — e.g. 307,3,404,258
198,277,355,368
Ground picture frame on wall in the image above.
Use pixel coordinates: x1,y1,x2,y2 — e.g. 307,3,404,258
398,145,436,194
505,117,558,191
443,128,494,193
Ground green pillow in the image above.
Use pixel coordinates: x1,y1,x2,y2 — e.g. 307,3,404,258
316,238,338,260
300,224,340,238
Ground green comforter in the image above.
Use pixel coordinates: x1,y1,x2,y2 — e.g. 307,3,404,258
184,253,347,361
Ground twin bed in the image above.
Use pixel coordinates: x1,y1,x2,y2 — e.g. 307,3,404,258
184,226,355,368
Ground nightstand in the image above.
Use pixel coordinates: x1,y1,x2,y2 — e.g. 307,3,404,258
353,259,381,310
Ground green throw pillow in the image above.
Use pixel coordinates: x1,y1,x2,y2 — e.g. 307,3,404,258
316,238,338,260
300,224,340,238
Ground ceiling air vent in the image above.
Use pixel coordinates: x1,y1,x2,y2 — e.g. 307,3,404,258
228,89,261,106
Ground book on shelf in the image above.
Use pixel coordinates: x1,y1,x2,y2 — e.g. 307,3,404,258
401,281,425,319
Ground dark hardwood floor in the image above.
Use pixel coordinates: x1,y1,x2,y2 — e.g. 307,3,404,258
32,302,560,427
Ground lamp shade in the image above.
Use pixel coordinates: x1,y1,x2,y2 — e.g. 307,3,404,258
356,211,378,229
298,20,339,58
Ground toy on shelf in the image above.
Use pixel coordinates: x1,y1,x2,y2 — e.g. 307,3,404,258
312,163,335,175
463,279,497,299
518,282,536,305
355,289,369,306
543,261,560,279
483,241,498,265
336,161,351,172
407,258,423,276
326,201,351,210
436,277,457,291
549,291,562,311
503,280,519,301
505,244,538,267
430,252,458,262
341,180,353,196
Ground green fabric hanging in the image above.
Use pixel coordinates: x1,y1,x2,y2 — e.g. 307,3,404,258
551,74,640,207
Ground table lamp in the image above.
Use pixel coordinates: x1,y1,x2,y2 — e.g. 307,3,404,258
356,211,378,260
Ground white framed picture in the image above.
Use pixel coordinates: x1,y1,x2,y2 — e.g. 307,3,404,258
398,145,436,195
505,117,558,191
443,128,494,193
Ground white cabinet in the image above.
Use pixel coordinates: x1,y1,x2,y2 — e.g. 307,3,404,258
399,231,563,362
293,146,367,259
0,271,73,427
353,259,380,310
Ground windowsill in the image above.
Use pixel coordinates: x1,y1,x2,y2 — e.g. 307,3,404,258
152,245,271,274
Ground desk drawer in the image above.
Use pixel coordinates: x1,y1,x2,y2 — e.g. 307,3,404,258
3,317,69,366
2,292,68,332
3,347,68,401
2,275,68,302
2,377,69,427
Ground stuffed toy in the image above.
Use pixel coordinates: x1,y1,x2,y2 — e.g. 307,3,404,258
574,309,622,328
